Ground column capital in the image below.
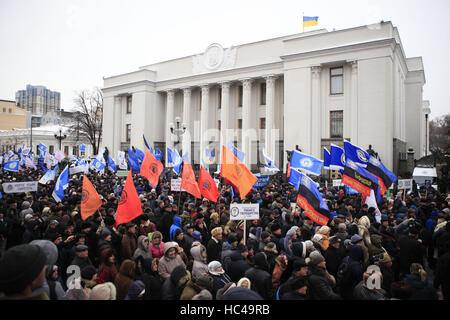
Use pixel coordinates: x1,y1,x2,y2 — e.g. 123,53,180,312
311,66,322,77
218,81,231,89
181,87,192,95
165,89,176,96
349,60,358,73
264,75,278,86
200,85,210,95
240,78,253,90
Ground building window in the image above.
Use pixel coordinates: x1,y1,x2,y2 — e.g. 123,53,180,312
217,120,221,132
126,124,131,142
330,111,344,138
73,146,78,156
126,95,132,114
237,119,242,140
2,108,5,113
8,108,11,113
218,87,222,109
238,85,243,107
259,118,266,130
64,146,69,155
49,145,54,154
330,67,344,95
260,83,266,105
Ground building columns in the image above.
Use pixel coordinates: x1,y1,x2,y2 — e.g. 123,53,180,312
200,85,210,164
182,88,191,157
350,61,358,145
265,75,277,160
311,66,321,158
242,78,253,167
219,82,231,161
165,90,175,166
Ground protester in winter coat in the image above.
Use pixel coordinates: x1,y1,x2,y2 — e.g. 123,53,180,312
97,248,119,284
245,252,275,300
272,253,289,291
307,251,341,300
206,227,223,263
125,280,145,300
367,234,385,258
338,244,365,300
121,223,138,261
207,261,232,298
114,259,136,300
161,265,191,300
180,274,213,300
353,268,387,300
324,236,345,278
158,242,186,280
228,244,251,283
89,282,117,300
133,235,152,260
280,277,308,300
434,247,450,300
191,244,209,279
141,258,163,300
149,231,164,260
403,263,438,300
169,216,183,241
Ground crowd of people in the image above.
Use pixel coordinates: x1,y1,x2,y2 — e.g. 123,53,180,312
0,157,449,301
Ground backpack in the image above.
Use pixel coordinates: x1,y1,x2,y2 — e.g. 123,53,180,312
336,259,358,288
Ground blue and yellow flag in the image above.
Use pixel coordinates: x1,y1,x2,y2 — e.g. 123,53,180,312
143,134,151,150
303,16,318,30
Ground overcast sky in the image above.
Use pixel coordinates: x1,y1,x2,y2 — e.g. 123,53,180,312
1,0,449,119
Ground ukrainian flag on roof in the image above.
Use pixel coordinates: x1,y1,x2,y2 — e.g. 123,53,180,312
303,16,319,28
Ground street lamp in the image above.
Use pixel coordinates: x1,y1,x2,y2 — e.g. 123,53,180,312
54,128,67,151
169,116,187,154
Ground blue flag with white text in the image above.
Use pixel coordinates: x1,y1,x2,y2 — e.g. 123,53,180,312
344,140,369,167
52,165,69,202
290,150,323,176
330,144,345,171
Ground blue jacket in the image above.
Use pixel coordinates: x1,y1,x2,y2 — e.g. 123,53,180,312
169,216,182,241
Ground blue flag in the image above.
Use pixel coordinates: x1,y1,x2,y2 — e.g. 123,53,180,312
127,155,140,173
323,147,330,170
226,141,245,162
3,160,20,172
290,150,323,176
296,170,329,212
107,155,117,173
92,158,106,171
52,165,69,202
330,144,345,171
80,144,86,152
262,149,279,172
288,167,303,189
76,158,86,166
143,134,151,150
150,148,163,162
168,148,182,175
344,140,369,167
134,148,145,165
38,143,47,156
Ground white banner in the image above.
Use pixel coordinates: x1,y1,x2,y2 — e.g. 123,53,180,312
2,181,38,194
171,178,186,192
230,203,260,221
398,179,413,190
333,179,344,187
69,165,88,175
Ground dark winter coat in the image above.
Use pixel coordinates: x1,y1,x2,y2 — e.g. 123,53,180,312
307,265,341,300
209,271,232,298
434,251,450,300
353,281,387,300
324,245,346,278
206,237,222,264
398,235,426,275
403,274,438,300
141,258,163,300
227,250,251,283
244,252,274,300
338,245,364,300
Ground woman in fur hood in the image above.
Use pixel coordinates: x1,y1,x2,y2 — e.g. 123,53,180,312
158,241,186,280
357,215,372,263
191,244,209,279
133,235,153,260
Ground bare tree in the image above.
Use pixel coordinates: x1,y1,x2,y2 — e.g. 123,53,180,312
70,88,103,155
429,113,450,154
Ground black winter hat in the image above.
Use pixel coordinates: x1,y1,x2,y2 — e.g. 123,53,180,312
290,277,307,291
0,244,47,295
81,265,97,280
292,258,308,271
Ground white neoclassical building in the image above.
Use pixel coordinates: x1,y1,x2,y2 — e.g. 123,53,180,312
101,21,430,175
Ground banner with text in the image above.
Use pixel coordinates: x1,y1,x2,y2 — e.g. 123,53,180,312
229,203,260,220
2,181,38,194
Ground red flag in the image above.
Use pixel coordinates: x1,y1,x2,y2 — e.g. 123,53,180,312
198,165,220,203
81,175,102,221
115,170,143,227
181,160,201,199
140,149,163,187
287,161,291,178
220,145,258,200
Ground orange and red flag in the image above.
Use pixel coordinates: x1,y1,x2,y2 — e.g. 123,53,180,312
198,165,220,203
140,149,163,188
181,160,202,199
220,145,257,200
115,170,143,227
81,174,103,221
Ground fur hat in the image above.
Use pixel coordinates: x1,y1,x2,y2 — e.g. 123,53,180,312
261,231,271,240
208,261,224,275
303,240,314,250
292,258,308,271
89,282,117,300
306,250,325,266
237,277,251,288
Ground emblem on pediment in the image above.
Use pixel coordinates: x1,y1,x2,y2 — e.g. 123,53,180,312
193,43,236,74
